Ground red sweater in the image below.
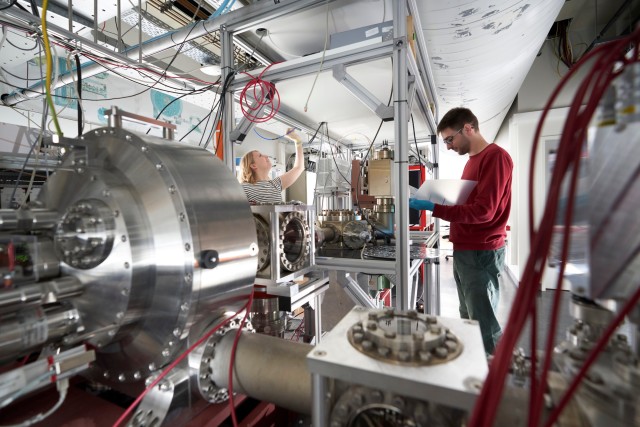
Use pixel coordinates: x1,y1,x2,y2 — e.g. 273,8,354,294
433,143,513,251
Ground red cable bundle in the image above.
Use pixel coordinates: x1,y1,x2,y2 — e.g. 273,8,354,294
469,26,640,427
239,63,280,123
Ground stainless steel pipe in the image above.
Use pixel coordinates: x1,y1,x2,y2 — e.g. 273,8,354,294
0,209,58,230
0,304,82,360
0,276,83,312
210,331,312,414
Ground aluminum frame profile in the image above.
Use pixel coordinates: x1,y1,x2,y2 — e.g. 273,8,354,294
393,0,411,311
332,64,394,121
250,204,316,286
0,0,334,106
307,307,488,418
230,39,395,90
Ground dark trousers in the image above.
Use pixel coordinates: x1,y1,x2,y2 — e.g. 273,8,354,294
453,246,505,355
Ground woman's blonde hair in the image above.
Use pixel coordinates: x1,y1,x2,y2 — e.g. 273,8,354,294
238,150,258,184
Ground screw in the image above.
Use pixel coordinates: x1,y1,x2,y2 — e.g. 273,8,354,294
419,351,432,363
377,347,391,357
314,350,326,357
353,332,364,343
434,347,448,359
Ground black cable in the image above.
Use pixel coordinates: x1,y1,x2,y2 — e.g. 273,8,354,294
74,54,83,136
201,71,235,148
202,30,268,149
9,39,47,208
325,122,352,187
0,0,17,11
28,0,38,17
1,66,46,81
146,79,219,135
354,89,390,207
3,29,38,51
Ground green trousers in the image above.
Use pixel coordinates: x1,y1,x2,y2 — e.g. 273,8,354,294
453,247,505,355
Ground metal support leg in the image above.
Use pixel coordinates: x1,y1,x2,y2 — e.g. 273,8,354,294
311,373,330,427
221,26,235,170
303,303,314,344
333,271,377,308
393,0,410,311
314,293,322,343
425,259,441,315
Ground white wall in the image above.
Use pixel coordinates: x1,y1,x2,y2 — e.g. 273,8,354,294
509,107,569,289
507,38,590,288
232,128,289,180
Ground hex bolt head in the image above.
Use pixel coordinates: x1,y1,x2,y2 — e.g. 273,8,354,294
351,393,365,406
413,332,425,341
586,371,604,385
353,332,365,343
384,330,397,339
398,351,411,362
419,351,432,363
368,313,378,321
366,321,378,331
362,340,374,351
370,390,384,403
377,346,391,357
392,396,405,409
434,347,448,359
430,325,442,334
445,340,458,352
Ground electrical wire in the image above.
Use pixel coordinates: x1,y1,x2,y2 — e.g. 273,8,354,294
0,0,17,11
468,28,639,427
8,40,48,209
353,87,390,207
238,63,280,123
112,299,251,427
0,379,68,427
0,371,51,410
73,53,84,136
227,291,254,427
324,122,352,187
41,0,62,136
253,127,295,140
302,0,330,113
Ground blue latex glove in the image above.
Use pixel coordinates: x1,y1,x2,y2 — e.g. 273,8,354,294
409,198,434,211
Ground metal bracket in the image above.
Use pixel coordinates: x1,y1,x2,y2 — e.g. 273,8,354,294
393,36,407,51
407,75,416,112
332,64,394,121
103,106,177,140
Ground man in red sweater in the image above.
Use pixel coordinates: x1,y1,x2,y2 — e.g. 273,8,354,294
410,107,513,354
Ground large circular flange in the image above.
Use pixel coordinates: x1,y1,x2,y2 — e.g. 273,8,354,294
279,211,311,272
54,199,116,269
190,317,254,403
330,386,443,427
348,309,463,366
254,214,271,272
342,220,372,250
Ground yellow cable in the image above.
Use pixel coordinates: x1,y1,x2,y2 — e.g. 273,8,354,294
41,0,62,136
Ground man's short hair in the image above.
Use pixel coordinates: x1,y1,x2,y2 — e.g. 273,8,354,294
437,107,480,134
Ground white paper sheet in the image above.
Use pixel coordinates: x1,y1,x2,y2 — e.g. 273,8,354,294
413,179,477,206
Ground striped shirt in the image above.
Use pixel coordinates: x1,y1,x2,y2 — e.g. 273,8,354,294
242,177,283,204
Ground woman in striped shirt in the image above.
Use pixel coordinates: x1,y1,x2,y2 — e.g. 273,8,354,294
238,128,304,204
